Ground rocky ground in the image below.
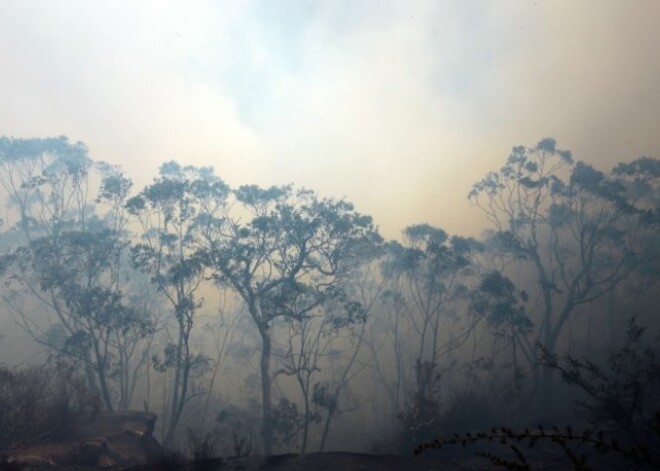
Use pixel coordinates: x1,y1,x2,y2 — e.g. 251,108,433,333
0,413,627,470
2,411,162,470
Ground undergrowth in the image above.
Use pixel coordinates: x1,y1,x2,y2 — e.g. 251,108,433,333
415,317,660,470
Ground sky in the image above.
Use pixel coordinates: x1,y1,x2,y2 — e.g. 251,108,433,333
0,0,659,239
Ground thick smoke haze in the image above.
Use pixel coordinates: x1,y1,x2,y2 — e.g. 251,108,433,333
1,1,658,239
1,2,659,469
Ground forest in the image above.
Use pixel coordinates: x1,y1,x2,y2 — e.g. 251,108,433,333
0,135,658,469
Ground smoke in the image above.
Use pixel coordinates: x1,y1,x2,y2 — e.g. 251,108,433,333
0,0,658,239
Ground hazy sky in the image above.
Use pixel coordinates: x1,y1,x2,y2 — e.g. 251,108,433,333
1,1,658,239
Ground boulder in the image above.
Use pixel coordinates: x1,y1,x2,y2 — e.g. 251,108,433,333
4,411,162,469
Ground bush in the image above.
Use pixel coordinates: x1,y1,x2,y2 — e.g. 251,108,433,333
187,428,219,469
540,317,660,464
0,361,98,451
208,402,257,457
416,318,660,469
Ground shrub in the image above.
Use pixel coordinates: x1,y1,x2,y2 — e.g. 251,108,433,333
415,318,660,469
212,402,258,457
0,361,98,451
187,428,221,470
539,317,660,465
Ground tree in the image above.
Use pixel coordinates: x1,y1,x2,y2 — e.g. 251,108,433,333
205,184,380,454
610,157,660,292
469,139,654,408
127,161,230,445
370,225,482,450
0,136,150,411
314,260,384,452
470,270,533,391
373,226,482,416
275,282,376,453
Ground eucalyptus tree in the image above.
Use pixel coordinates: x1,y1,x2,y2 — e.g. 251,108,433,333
367,225,482,450
275,309,332,453
0,136,149,411
594,158,660,347
127,161,230,445
314,259,384,452
469,139,654,406
205,184,380,454
470,270,533,391
612,157,660,211
276,266,381,453
611,157,660,288
372,225,483,412
366,270,408,417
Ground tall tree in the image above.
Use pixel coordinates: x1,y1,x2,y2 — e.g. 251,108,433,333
127,161,230,445
206,184,380,454
0,137,149,411
372,225,482,412
469,139,652,407
314,260,384,452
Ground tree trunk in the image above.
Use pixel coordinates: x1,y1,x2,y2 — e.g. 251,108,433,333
97,365,114,412
301,393,310,453
164,326,184,447
538,317,558,416
532,252,555,414
84,363,101,405
260,328,273,455
91,339,114,412
318,406,336,452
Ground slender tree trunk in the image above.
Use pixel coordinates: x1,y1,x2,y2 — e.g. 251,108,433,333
118,346,128,410
542,297,577,414
97,366,114,412
531,251,555,413
260,327,273,455
164,325,184,447
301,391,310,453
84,362,101,405
174,333,192,438
511,328,519,390
318,402,336,452
539,310,558,416
91,339,114,412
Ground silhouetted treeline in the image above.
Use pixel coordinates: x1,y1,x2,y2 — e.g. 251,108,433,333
0,136,658,456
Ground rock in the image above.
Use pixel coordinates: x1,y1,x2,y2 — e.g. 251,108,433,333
5,411,163,469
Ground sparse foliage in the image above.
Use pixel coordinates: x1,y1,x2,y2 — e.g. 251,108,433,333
205,184,380,454
0,137,151,412
470,139,655,408
540,317,660,456
127,161,230,446
416,317,660,469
